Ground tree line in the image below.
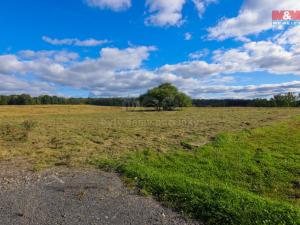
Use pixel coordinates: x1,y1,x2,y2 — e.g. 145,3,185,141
0,91,299,108
193,93,300,107
0,94,81,105
0,94,133,106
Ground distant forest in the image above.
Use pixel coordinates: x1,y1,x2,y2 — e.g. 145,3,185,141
0,93,299,107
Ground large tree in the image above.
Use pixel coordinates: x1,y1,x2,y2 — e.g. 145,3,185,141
139,83,192,111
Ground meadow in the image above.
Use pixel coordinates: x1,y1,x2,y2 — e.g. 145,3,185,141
0,105,300,224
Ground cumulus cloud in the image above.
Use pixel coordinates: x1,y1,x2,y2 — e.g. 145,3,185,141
42,36,110,47
0,46,158,96
99,46,157,69
85,0,131,11
0,74,54,96
144,0,217,26
0,55,24,74
190,81,300,99
275,26,300,52
159,28,300,81
0,45,231,97
145,0,186,27
84,0,216,27
1,27,300,98
208,0,300,40
38,46,155,89
212,39,299,75
275,26,300,44
159,61,223,78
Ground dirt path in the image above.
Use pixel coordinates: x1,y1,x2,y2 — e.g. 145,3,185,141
0,162,201,225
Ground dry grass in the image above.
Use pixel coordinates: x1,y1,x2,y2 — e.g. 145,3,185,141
0,105,300,170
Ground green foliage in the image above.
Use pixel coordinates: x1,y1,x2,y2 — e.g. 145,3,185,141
0,92,299,107
0,94,81,105
107,116,300,225
175,92,193,107
0,96,8,105
252,93,299,107
193,93,300,107
271,93,299,107
140,83,192,110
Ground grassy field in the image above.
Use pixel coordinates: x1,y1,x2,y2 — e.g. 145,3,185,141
0,105,300,224
109,116,300,225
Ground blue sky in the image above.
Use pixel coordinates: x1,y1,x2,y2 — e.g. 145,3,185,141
0,0,300,98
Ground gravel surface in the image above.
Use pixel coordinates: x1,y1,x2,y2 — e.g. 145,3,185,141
0,163,202,225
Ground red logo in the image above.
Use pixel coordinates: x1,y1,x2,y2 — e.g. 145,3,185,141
272,10,300,20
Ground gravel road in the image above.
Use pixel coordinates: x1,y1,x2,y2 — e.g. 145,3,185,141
0,163,201,225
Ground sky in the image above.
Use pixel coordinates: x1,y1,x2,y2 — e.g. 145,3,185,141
1,0,300,99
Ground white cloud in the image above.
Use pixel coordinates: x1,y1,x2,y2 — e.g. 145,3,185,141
85,0,131,11
208,0,300,40
276,26,300,44
184,32,192,40
0,46,158,96
159,36,299,82
0,55,24,74
0,74,54,96
193,0,217,17
275,26,300,54
84,0,217,27
211,25,300,76
188,49,209,59
145,0,186,27
1,27,300,98
42,36,110,47
190,81,300,99
38,46,156,89
159,60,223,78
75,39,110,47
18,50,79,63
0,45,230,97
99,46,157,69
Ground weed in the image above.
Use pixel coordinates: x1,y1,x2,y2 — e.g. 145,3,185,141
22,120,36,132
55,154,71,166
49,137,64,149
180,141,193,150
